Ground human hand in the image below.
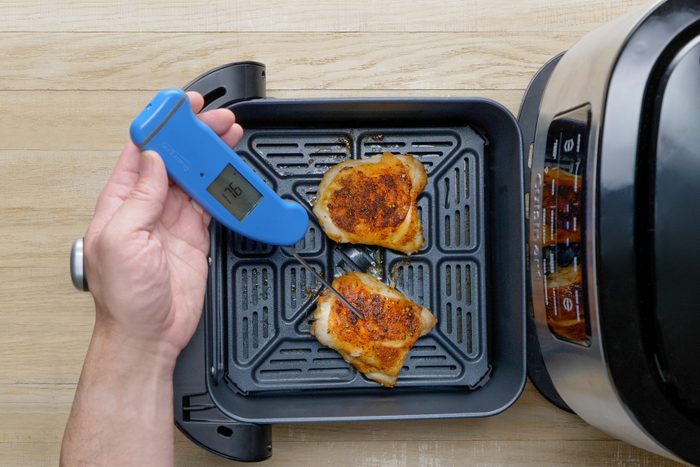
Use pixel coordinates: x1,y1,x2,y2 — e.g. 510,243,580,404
83,91,243,362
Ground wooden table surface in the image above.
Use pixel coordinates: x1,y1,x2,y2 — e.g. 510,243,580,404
0,1,681,465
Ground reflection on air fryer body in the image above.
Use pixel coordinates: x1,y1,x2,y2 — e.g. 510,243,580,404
541,106,591,344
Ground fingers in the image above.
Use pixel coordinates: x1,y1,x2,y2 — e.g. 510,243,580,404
110,151,169,233
88,143,142,237
112,142,143,182
219,123,244,148
197,108,235,136
187,91,204,114
197,108,242,149
159,185,211,253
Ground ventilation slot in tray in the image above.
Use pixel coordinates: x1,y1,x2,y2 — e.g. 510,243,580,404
282,262,322,321
360,131,459,174
438,153,477,251
255,344,355,385
440,261,479,359
390,260,429,307
234,236,273,256
252,133,352,177
232,264,276,365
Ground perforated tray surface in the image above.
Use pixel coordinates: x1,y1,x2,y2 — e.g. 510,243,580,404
212,124,491,393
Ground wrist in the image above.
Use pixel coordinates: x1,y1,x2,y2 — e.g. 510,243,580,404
63,308,178,467
92,315,180,376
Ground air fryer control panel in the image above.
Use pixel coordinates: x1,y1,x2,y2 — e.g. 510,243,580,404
538,105,591,345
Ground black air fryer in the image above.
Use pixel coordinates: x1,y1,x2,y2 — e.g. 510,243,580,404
70,0,700,463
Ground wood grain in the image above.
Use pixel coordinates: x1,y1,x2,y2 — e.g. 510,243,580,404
0,90,524,151
0,439,678,467
1,381,677,465
0,0,679,465
1,383,612,444
0,32,572,91
0,0,648,33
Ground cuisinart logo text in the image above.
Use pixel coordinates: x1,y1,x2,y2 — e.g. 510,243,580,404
530,171,543,279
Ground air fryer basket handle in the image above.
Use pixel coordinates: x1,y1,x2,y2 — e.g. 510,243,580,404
176,418,272,462
175,309,273,462
172,61,271,462
185,61,267,111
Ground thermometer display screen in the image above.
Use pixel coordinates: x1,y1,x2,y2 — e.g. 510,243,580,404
207,164,263,221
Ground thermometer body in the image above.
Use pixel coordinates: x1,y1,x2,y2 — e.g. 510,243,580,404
130,89,309,246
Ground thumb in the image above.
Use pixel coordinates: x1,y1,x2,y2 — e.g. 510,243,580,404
112,150,169,232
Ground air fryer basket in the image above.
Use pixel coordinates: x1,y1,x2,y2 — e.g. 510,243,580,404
174,63,525,462
218,124,489,393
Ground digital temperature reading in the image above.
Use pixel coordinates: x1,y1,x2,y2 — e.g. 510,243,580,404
541,105,591,345
207,164,263,221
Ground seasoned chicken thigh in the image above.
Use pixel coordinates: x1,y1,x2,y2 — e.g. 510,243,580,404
313,152,427,254
310,272,437,387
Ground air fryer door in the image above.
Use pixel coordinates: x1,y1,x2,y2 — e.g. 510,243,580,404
650,33,700,423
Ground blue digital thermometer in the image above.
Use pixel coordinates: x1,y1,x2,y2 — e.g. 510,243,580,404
129,88,309,246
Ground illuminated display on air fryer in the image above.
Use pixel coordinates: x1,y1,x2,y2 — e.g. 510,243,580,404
541,105,591,345
207,164,263,221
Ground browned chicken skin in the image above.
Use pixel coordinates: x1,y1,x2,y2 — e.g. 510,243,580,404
310,272,437,387
313,152,427,254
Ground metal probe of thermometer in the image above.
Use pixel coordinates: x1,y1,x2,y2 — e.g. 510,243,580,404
119,88,362,319
284,249,362,318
